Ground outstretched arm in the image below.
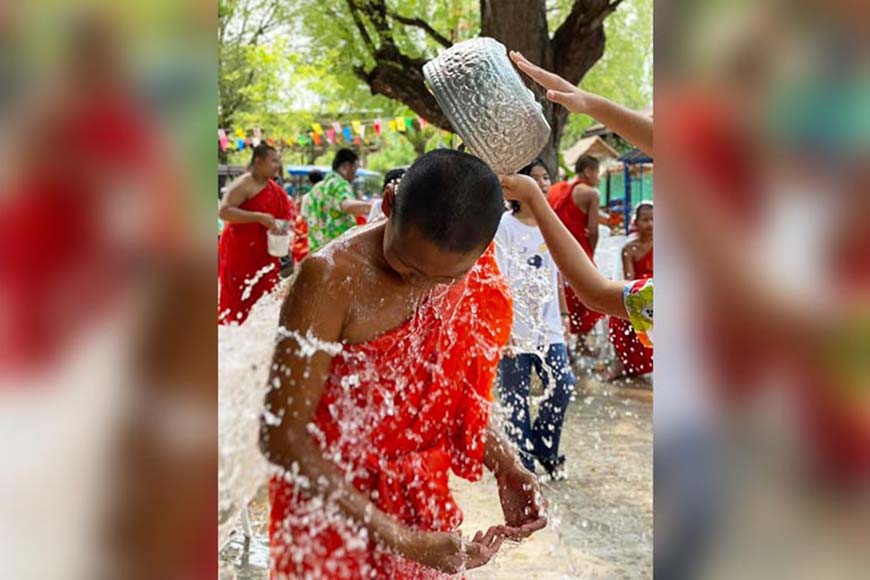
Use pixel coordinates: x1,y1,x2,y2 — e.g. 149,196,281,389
340,198,373,217
510,51,653,157
500,175,628,320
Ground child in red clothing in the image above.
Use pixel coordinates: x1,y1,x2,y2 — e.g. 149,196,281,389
607,203,654,380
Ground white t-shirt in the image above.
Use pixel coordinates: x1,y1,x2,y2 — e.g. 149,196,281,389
366,198,385,222
494,212,564,351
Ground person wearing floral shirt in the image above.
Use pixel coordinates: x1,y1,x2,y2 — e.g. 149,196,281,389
302,148,371,252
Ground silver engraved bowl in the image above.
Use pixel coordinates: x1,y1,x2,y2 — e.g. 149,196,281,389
423,37,551,174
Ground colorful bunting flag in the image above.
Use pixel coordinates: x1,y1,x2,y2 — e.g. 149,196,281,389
222,116,438,151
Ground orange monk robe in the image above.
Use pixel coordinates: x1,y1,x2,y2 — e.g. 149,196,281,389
218,179,292,325
269,246,512,579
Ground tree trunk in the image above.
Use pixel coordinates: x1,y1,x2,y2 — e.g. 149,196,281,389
480,0,561,176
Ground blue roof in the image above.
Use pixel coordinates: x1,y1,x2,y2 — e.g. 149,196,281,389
285,164,381,177
619,148,653,164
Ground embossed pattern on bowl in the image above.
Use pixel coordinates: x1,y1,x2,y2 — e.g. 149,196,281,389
423,37,551,174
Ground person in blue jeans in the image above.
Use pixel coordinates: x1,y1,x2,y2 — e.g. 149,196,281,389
494,159,576,480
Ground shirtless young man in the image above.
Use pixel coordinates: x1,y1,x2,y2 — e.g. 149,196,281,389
260,149,547,579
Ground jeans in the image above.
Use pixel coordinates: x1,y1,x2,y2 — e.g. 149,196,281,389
497,343,576,472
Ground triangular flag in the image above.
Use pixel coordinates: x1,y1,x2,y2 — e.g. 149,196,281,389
418,117,428,129
237,138,245,150
405,117,414,131
312,123,324,135
352,120,363,136
218,129,228,152
326,129,335,143
332,122,342,135
373,119,382,136
395,116,406,132
343,126,352,143
389,119,398,132
312,132,322,146
234,128,245,138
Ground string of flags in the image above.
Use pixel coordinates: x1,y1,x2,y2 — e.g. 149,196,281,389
219,115,435,152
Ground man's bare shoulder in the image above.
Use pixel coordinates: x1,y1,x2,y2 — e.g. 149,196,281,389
571,183,599,210
571,183,599,198
227,173,259,197
291,233,377,301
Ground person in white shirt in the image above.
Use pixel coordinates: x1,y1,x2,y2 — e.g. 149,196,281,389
494,159,576,481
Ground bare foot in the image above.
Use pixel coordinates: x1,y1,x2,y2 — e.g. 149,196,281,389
603,360,625,382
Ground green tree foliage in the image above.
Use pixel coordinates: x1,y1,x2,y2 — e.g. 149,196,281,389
219,0,650,170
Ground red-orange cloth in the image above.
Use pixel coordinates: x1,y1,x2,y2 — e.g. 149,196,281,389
549,180,604,334
291,213,310,263
218,180,291,325
609,248,653,375
269,247,512,579
0,91,179,374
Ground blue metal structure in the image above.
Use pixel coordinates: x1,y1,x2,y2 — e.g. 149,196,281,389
285,164,381,178
618,148,653,234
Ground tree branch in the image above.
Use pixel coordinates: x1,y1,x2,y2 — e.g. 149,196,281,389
353,58,451,132
345,0,377,56
551,0,622,83
386,9,452,48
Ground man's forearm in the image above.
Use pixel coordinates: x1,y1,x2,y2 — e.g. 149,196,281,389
586,94,653,157
526,194,627,318
220,207,266,224
340,199,372,216
588,232,599,255
483,424,526,478
264,429,407,550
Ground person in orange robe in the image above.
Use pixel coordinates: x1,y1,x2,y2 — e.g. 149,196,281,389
607,203,654,379
218,143,293,325
548,155,605,346
261,150,547,579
